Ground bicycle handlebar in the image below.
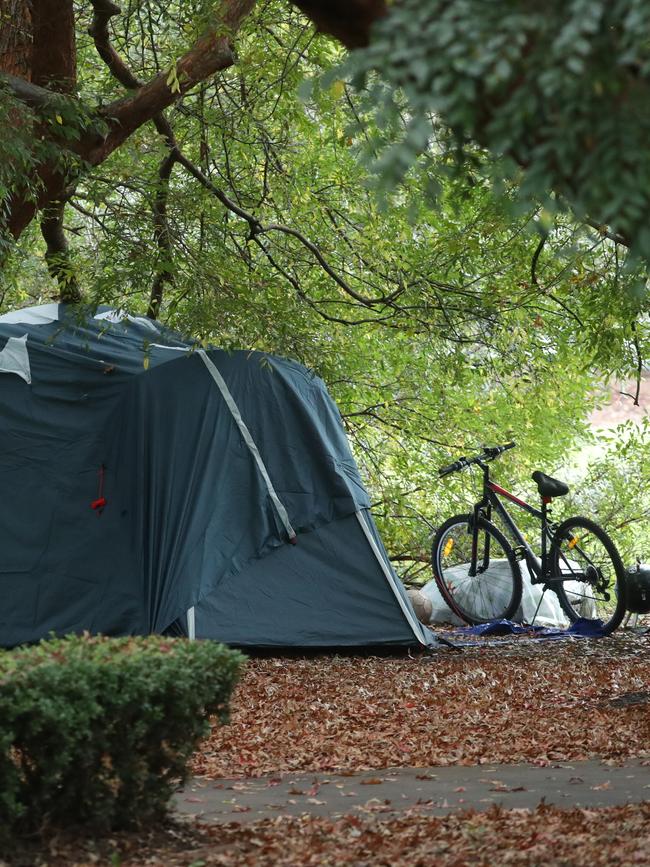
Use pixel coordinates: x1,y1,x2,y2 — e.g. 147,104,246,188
438,441,516,477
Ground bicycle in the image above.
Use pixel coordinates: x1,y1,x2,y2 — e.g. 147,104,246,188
430,441,628,635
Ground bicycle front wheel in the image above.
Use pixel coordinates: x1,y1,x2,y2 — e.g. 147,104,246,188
551,516,627,635
431,514,522,625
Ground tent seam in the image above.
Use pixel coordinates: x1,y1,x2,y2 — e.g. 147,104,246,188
198,349,296,541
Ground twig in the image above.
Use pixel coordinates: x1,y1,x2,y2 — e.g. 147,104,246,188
173,149,402,308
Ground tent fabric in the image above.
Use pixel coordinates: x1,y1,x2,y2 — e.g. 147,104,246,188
0,334,31,383
195,511,424,647
0,304,431,649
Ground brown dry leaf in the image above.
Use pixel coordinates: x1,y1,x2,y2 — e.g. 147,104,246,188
191,636,650,780
10,804,650,866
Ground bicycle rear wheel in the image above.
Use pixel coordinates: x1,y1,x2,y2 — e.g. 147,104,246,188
431,514,522,625
551,516,627,635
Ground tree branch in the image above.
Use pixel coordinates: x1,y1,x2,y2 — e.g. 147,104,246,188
90,0,257,164
2,0,257,239
622,321,643,407
530,230,584,328
88,0,141,91
173,148,401,308
0,73,90,146
147,151,177,319
41,200,81,302
584,217,629,247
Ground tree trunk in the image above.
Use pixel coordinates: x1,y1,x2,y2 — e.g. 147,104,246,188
0,0,33,78
31,0,76,92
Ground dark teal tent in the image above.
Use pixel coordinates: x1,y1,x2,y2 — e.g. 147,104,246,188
0,304,432,648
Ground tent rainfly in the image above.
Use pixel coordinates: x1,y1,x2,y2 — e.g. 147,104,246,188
0,304,432,649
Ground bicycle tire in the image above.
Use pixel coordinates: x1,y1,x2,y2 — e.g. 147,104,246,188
431,514,523,625
550,516,627,635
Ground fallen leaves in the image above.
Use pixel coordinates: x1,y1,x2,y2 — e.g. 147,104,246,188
9,803,650,866
191,635,650,778
6,636,650,866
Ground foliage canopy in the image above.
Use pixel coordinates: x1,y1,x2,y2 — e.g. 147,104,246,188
0,1,648,573
346,0,650,266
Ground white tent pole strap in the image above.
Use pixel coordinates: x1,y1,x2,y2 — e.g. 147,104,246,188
198,350,296,541
187,606,196,640
355,510,425,644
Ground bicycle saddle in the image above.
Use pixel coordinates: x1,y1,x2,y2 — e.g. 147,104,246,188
531,470,569,498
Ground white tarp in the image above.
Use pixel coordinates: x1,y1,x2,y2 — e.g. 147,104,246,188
94,309,159,331
0,334,31,384
422,559,596,627
0,304,60,325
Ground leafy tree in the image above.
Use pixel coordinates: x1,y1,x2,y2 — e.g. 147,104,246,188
0,2,647,573
299,1,650,266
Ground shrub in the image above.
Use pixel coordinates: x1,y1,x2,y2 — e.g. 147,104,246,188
0,634,244,840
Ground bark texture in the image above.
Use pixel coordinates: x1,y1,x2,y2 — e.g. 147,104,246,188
31,0,76,92
0,0,32,78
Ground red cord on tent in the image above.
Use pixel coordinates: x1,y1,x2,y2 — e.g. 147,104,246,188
91,464,107,513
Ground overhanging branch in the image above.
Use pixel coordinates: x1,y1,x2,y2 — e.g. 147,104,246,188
90,0,257,164
174,149,401,308
1,0,257,240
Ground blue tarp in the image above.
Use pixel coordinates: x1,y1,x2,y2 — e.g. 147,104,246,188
446,616,608,643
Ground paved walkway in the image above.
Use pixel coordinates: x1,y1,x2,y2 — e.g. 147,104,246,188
174,760,650,823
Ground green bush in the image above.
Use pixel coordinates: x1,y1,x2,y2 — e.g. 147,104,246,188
0,634,244,840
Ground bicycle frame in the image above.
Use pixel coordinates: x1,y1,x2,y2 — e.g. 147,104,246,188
469,460,556,584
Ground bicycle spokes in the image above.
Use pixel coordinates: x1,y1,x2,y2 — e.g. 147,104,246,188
554,529,619,622
435,517,521,623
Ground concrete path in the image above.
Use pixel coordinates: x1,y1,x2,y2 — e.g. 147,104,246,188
174,760,650,823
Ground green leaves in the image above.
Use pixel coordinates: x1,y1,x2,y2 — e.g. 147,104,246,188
2,1,647,578
0,635,245,840
166,62,182,94
345,0,650,265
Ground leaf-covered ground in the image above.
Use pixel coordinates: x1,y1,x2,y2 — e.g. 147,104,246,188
7,803,650,866
4,635,650,867
192,634,650,778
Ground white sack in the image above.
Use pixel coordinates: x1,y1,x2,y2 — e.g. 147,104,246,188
422,559,596,627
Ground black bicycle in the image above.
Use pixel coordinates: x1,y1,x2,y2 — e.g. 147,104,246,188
431,442,628,634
